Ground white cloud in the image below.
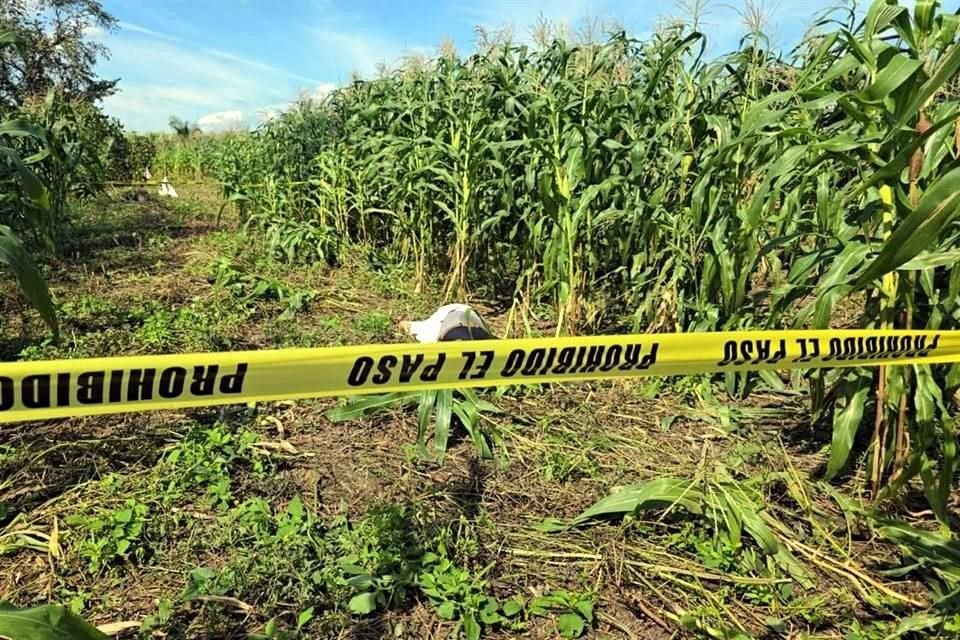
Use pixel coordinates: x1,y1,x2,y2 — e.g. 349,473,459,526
101,85,227,127
201,46,322,85
104,39,261,94
117,22,181,42
96,32,332,131
198,110,247,131
309,28,394,76
308,28,428,78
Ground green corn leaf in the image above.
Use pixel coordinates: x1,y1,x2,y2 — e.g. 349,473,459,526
914,0,937,33
920,106,960,179
810,49,861,89
826,369,873,480
737,500,779,555
0,146,51,211
855,167,960,288
809,242,870,329
937,15,960,50
875,518,960,571
911,364,953,527
639,32,703,106
885,42,960,142
460,388,499,413
865,0,908,38
862,53,923,102
216,192,250,228
0,225,58,337
452,401,492,459
0,602,109,640
841,29,876,69
897,250,960,270
0,118,47,139
433,389,453,461
890,1,919,50
937,415,957,529
816,134,861,152
570,477,704,526
882,613,951,640
714,491,743,549
857,110,960,193
325,392,413,422
416,390,437,450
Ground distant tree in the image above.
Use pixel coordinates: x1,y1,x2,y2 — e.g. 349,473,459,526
168,116,201,138
0,0,119,107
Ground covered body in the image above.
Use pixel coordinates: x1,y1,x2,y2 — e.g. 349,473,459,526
403,304,494,343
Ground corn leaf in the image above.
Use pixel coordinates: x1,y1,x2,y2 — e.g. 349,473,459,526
0,225,58,337
885,42,960,141
570,477,704,525
862,53,922,102
826,369,873,480
855,167,960,288
325,392,414,422
433,389,453,461
0,602,109,640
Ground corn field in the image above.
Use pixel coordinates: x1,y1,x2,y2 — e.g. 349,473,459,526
159,0,960,526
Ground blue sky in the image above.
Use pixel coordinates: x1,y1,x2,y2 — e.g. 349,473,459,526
90,0,931,132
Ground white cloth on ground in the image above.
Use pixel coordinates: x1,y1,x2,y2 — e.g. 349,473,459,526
158,178,178,198
405,304,492,343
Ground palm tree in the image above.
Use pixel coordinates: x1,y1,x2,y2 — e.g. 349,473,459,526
168,116,200,138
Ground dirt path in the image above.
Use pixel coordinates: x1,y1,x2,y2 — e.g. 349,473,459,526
0,190,937,639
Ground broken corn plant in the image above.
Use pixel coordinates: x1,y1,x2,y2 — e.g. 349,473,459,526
547,467,811,587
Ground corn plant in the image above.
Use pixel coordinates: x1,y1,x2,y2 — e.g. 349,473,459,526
0,30,57,335
326,388,498,462
764,0,960,530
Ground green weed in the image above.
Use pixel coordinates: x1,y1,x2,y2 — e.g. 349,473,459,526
65,498,150,574
539,430,604,483
254,214,339,266
352,311,392,342
162,424,268,509
327,505,421,615
59,295,119,324
133,299,247,352
416,541,502,640
525,590,595,639
211,257,315,320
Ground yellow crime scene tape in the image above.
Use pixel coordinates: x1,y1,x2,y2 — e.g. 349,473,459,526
0,329,956,424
